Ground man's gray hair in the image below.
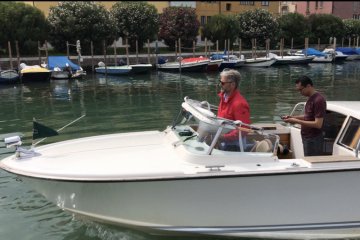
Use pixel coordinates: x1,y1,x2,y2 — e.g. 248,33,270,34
220,68,241,88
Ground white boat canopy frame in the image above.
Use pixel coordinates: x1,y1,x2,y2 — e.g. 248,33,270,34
176,96,280,156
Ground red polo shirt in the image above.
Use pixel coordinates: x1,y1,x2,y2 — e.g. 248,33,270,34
218,90,251,140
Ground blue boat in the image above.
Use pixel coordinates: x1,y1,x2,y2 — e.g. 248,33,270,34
297,48,334,63
210,54,239,71
335,47,360,60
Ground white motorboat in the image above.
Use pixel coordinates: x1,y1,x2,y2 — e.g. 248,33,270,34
243,57,277,67
156,57,210,72
1,97,360,239
95,62,132,75
268,52,315,65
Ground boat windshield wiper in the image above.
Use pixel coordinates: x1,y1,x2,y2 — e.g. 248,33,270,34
183,134,197,142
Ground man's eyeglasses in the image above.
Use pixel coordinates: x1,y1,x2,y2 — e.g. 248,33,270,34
298,86,306,92
219,81,233,86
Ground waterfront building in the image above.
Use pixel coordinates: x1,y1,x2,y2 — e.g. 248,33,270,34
279,1,297,15
294,1,360,19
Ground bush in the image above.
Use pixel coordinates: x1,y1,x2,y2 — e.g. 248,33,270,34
47,1,115,55
202,14,239,50
158,7,200,51
236,9,279,49
110,2,158,52
0,2,49,55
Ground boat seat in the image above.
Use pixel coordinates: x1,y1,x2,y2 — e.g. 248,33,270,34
250,139,273,153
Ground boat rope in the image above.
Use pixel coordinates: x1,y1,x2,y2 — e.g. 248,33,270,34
33,114,86,147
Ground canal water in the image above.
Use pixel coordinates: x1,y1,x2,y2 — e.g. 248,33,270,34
0,61,360,240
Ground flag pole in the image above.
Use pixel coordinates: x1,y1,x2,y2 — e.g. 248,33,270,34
33,114,86,147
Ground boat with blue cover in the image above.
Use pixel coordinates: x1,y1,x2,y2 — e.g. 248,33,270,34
47,56,86,79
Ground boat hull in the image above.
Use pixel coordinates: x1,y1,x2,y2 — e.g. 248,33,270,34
129,64,153,74
95,66,132,75
0,70,20,84
19,169,360,239
156,62,209,72
273,56,314,65
244,58,277,67
51,70,71,79
20,71,51,82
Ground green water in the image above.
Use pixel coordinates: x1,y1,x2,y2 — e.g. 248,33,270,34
0,62,360,240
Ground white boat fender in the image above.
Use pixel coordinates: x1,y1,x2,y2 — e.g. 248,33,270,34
98,61,106,67
4,136,22,148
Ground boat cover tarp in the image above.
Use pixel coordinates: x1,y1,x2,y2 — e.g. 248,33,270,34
211,54,227,60
302,48,326,56
335,47,358,55
47,56,81,71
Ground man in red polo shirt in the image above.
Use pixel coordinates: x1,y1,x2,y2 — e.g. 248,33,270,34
217,68,251,151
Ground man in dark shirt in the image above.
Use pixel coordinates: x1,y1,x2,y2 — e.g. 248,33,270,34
282,75,327,156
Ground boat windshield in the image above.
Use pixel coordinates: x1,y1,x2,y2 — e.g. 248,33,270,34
176,97,279,155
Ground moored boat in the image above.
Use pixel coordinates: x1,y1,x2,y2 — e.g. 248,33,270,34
0,69,20,84
95,62,132,75
268,52,315,65
129,63,153,74
181,57,223,71
47,56,86,79
156,57,210,72
335,47,360,61
322,48,349,62
1,97,360,239
295,48,334,63
243,57,277,67
19,63,51,82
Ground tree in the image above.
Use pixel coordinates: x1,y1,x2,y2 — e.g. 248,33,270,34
0,2,49,55
158,7,200,50
236,9,279,49
110,1,158,52
308,14,345,46
202,14,239,50
47,1,115,55
277,13,309,48
343,19,360,40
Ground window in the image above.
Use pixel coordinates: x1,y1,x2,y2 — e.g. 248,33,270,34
338,117,360,150
240,1,254,5
353,14,359,19
319,1,323,8
261,1,269,6
315,1,318,9
306,1,310,15
226,3,231,11
201,16,206,25
207,16,211,23
322,111,347,154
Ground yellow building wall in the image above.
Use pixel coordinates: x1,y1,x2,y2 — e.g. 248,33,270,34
196,1,280,22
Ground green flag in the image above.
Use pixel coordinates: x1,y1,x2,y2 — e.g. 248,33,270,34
33,120,59,140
